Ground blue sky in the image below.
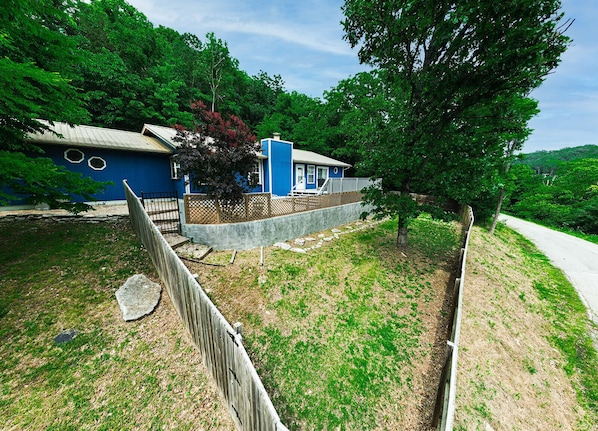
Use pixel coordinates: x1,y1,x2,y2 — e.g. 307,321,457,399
126,0,597,153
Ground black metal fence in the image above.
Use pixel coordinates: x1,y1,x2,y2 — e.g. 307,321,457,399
141,191,180,234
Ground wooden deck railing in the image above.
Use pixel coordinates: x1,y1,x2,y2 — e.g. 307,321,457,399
184,191,363,224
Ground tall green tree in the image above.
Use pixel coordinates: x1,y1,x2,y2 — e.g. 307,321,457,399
73,0,195,130
389,93,539,225
322,70,394,173
255,91,323,145
0,0,107,212
198,32,239,113
342,0,571,247
478,94,539,233
237,71,285,130
0,0,89,148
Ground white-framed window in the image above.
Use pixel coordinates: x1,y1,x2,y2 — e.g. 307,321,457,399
170,156,181,180
317,166,328,187
64,148,84,164
88,156,106,171
307,165,315,184
250,160,262,185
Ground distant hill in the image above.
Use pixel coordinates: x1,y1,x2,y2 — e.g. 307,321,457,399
515,145,598,175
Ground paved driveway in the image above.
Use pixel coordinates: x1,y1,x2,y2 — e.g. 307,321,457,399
499,214,598,324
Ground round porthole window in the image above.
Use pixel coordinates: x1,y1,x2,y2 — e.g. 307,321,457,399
333,167,339,174
88,156,106,171
64,148,84,164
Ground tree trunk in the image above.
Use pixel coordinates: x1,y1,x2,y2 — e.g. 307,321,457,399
397,226,409,248
489,187,506,235
397,225,408,248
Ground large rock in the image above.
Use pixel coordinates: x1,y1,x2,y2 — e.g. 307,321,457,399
116,274,162,321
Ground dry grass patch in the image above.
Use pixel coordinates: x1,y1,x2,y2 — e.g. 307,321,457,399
187,215,462,430
455,223,598,431
0,219,235,431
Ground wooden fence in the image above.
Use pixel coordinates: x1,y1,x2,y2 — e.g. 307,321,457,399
185,191,362,224
127,178,471,430
432,204,474,430
124,181,288,431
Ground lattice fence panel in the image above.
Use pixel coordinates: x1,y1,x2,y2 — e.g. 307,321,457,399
185,191,364,224
244,193,272,221
270,197,294,217
218,200,248,224
185,195,221,224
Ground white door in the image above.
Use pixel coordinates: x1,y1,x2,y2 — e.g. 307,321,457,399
295,165,306,190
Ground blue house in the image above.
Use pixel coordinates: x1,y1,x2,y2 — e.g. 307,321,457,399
259,134,351,196
12,122,183,203
4,122,351,207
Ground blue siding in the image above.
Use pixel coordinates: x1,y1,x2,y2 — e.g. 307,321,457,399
174,175,187,197
261,140,271,193
42,145,178,201
329,166,344,178
4,138,348,208
262,138,293,196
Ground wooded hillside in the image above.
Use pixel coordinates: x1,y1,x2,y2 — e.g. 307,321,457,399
516,145,598,175
504,146,598,234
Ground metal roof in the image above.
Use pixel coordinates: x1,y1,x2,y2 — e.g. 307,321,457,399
141,124,180,149
27,122,347,167
292,149,351,168
28,121,172,154
153,125,267,159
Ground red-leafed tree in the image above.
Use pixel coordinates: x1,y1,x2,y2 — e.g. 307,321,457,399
175,101,261,203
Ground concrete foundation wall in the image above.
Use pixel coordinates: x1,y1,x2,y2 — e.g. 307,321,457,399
182,201,370,250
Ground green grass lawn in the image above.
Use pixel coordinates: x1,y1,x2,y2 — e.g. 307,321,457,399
3,213,595,430
192,215,463,430
0,219,234,430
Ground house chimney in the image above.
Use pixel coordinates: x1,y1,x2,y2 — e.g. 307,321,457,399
273,132,281,140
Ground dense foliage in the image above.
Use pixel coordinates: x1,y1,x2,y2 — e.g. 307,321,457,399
70,0,286,132
0,0,373,168
0,0,296,210
504,147,598,234
0,0,107,211
513,144,598,176
0,0,89,148
341,0,570,246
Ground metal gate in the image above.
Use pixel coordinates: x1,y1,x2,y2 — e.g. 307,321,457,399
141,191,181,234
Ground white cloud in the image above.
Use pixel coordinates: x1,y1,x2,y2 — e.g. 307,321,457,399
174,0,352,56
212,20,353,56
126,0,360,95
523,0,598,151
125,0,180,24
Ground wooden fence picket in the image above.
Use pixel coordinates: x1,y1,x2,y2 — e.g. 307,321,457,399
124,180,287,431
